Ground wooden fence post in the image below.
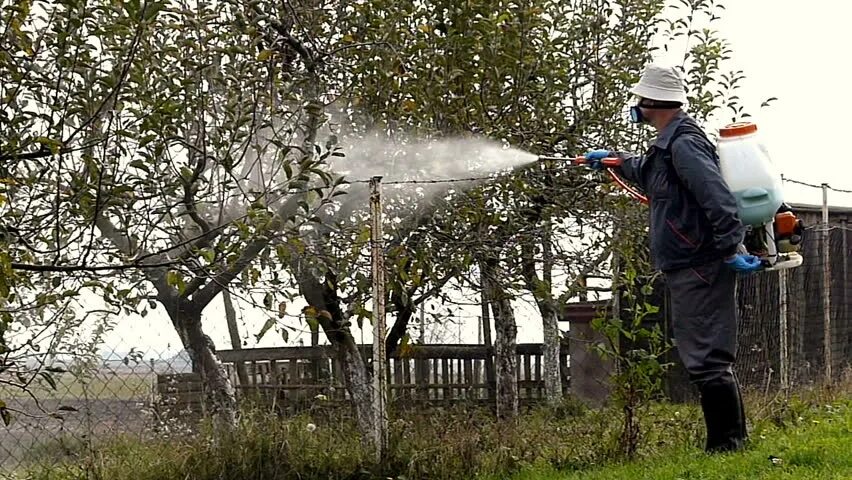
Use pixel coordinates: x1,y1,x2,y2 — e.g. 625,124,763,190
369,176,388,461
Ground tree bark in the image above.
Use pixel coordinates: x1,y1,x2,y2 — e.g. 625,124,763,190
293,263,375,445
386,289,414,356
336,327,375,444
166,301,238,429
520,235,562,406
222,290,249,387
483,259,518,420
540,301,562,406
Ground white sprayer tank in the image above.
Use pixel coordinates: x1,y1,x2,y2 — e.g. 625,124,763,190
717,122,783,226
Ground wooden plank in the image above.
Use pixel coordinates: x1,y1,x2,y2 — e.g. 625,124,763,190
473,359,482,399
464,359,473,399
156,378,203,387
450,358,457,399
218,346,337,362
379,380,543,390
288,359,299,385
217,343,553,363
157,373,201,383
403,359,412,400
250,361,258,386
236,384,331,390
332,358,343,400
524,354,532,399
158,391,204,403
270,360,279,385
416,358,428,401
442,358,450,400
432,358,440,400
535,354,542,399
157,382,204,394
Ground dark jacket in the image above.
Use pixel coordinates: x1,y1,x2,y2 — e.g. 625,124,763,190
614,110,745,272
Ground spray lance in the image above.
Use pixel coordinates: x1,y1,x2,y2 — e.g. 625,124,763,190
535,155,649,205
535,121,806,273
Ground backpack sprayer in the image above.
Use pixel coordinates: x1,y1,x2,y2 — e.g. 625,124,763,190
536,121,805,272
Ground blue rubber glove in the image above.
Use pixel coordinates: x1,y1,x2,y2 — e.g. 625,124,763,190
584,149,611,170
724,253,763,273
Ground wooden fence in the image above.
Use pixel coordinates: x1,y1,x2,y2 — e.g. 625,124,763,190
210,343,570,408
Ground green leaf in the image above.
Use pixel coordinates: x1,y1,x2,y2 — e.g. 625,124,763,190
38,371,58,390
166,270,186,295
34,137,62,154
257,49,273,61
255,317,276,342
0,402,10,426
129,160,151,173
200,248,215,263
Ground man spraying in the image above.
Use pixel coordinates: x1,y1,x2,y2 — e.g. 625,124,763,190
583,64,760,453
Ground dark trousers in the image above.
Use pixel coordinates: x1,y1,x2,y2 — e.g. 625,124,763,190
665,258,738,385
664,258,748,452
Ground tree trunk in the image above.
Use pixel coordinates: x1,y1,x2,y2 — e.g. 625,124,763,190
222,290,249,388
337,330,375,446
540,220,562,406
520,229,562,407
484,260,518,420
294,265,376,446
180,309,238,429
386,290,414,356
540,301,562,406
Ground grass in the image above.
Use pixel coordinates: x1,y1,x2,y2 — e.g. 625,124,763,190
513,400,852,480
0,372,154,401
15,384,852,480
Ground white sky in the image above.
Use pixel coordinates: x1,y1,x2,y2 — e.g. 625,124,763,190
684,0,852,208
83,1,852,359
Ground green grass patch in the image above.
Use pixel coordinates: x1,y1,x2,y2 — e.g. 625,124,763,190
16,388,851,480
0,373,154,401
514,401,852,480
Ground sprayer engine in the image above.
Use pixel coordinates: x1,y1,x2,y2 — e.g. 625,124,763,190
741,204,805,271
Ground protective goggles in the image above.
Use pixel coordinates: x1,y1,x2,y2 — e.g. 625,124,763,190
629,98,683,123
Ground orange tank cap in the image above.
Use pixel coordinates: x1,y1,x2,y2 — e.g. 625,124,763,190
720,122,758,138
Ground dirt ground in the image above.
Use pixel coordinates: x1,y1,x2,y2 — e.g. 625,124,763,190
0,396,156,471
0,371,170,472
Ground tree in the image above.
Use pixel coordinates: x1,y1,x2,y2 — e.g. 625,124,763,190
326,0,679,414
1,0,352,427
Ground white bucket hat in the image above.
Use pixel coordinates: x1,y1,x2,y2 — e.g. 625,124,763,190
629,64,688,104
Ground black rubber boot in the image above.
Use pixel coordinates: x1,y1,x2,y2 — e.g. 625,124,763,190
733,372,748,442
698,374,747,453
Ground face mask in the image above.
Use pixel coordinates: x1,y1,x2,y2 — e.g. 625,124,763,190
629,99,682,124
629,105,645,124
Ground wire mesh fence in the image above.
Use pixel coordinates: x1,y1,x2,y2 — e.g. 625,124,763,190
0,351,194,475
0,209,850,475
735,207,852,391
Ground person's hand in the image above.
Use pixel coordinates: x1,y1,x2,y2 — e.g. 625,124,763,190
724,253,763,273
583,149,611,170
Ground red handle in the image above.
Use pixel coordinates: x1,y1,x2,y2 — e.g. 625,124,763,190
572,156,649,205
572,156,623,167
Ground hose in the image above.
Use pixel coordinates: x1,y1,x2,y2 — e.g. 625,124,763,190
538,156,649,205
